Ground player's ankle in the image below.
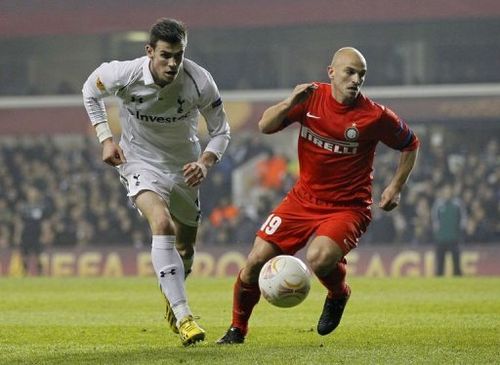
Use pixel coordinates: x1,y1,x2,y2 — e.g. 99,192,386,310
231,324,247,336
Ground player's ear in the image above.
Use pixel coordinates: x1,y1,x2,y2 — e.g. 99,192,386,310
145,44,154,58
327,65,335,80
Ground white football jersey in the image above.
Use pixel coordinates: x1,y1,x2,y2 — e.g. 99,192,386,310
82,56,230,173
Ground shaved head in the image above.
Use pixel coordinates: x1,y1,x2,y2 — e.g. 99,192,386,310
331,47,366,68
327,47,367,105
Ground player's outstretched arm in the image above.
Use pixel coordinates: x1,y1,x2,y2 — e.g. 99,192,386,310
258,83,317,134
379,149,418,211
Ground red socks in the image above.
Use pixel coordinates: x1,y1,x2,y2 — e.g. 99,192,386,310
230,258,349,334
231,272,261,335
317,257,349,299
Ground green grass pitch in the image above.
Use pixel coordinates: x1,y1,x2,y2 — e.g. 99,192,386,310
1,276,499,364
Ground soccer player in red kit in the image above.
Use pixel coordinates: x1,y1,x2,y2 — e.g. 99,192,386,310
217,47,420,344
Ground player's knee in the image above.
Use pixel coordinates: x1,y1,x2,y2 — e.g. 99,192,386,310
242,255,267,283
306,248,327,273
306,242,343,276
149,215,175,235
241,237,281,283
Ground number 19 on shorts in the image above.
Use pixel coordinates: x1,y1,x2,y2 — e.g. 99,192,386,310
260,214,282,235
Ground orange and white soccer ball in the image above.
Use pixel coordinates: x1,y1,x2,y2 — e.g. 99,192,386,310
258,255,311,308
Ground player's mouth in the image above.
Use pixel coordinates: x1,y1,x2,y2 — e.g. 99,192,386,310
165,70,178,77
347,86,359,94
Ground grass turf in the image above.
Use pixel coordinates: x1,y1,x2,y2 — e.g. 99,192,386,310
0,276,499,364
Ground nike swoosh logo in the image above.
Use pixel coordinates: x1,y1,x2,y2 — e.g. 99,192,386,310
306,112,321,119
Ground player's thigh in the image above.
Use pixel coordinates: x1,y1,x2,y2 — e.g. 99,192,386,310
169,185,201,228
242,236,283,282
256,197,314,255
315,209,370,255
119,163,174,225
135,190,174,232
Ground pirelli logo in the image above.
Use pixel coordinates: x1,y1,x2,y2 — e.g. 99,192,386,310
300,126,358,154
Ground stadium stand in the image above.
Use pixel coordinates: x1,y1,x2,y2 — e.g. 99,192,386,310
1,130,497,249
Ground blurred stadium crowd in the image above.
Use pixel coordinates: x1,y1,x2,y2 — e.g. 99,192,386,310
0,129,497,250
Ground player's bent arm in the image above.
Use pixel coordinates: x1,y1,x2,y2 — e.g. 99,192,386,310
258,100,295,134
390,148,419,191
100,137,126,166
82,72,109,126
94,122,113,143
379,148,419,211
93,122,126,166
82,61,126,129
183,151,218,187
258,83,317,134
198,151,218,170
199,95,231,161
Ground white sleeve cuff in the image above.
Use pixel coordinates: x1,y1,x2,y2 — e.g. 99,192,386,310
95,122,113,143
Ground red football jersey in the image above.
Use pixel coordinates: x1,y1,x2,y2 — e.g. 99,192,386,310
284,82,419,207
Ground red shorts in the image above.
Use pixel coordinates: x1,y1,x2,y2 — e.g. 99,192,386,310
256,185,371,255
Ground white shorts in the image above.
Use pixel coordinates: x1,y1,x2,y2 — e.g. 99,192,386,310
117,161,201,227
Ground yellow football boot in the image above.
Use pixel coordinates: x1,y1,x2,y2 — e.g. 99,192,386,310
178,315,206,346
160,288,178,334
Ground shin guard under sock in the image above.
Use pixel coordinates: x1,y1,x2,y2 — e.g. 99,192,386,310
317,257,349,299
231,271,261,335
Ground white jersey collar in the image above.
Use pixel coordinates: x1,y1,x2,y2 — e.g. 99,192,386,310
142,57,155,86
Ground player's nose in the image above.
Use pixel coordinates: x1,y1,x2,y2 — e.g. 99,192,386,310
167,58,178,68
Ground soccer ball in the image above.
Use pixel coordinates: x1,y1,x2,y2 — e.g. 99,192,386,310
258,255,311,308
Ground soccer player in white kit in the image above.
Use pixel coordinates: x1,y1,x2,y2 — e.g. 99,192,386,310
82,18,230,346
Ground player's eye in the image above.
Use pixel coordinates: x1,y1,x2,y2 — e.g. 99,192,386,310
161,52,183,61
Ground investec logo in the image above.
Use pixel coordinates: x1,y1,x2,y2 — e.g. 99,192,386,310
300,126,358,154
127,109,189,124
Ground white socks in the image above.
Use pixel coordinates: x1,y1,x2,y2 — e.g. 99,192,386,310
151,235,191,323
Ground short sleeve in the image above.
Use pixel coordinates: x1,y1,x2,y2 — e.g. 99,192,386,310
377,107,419,151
